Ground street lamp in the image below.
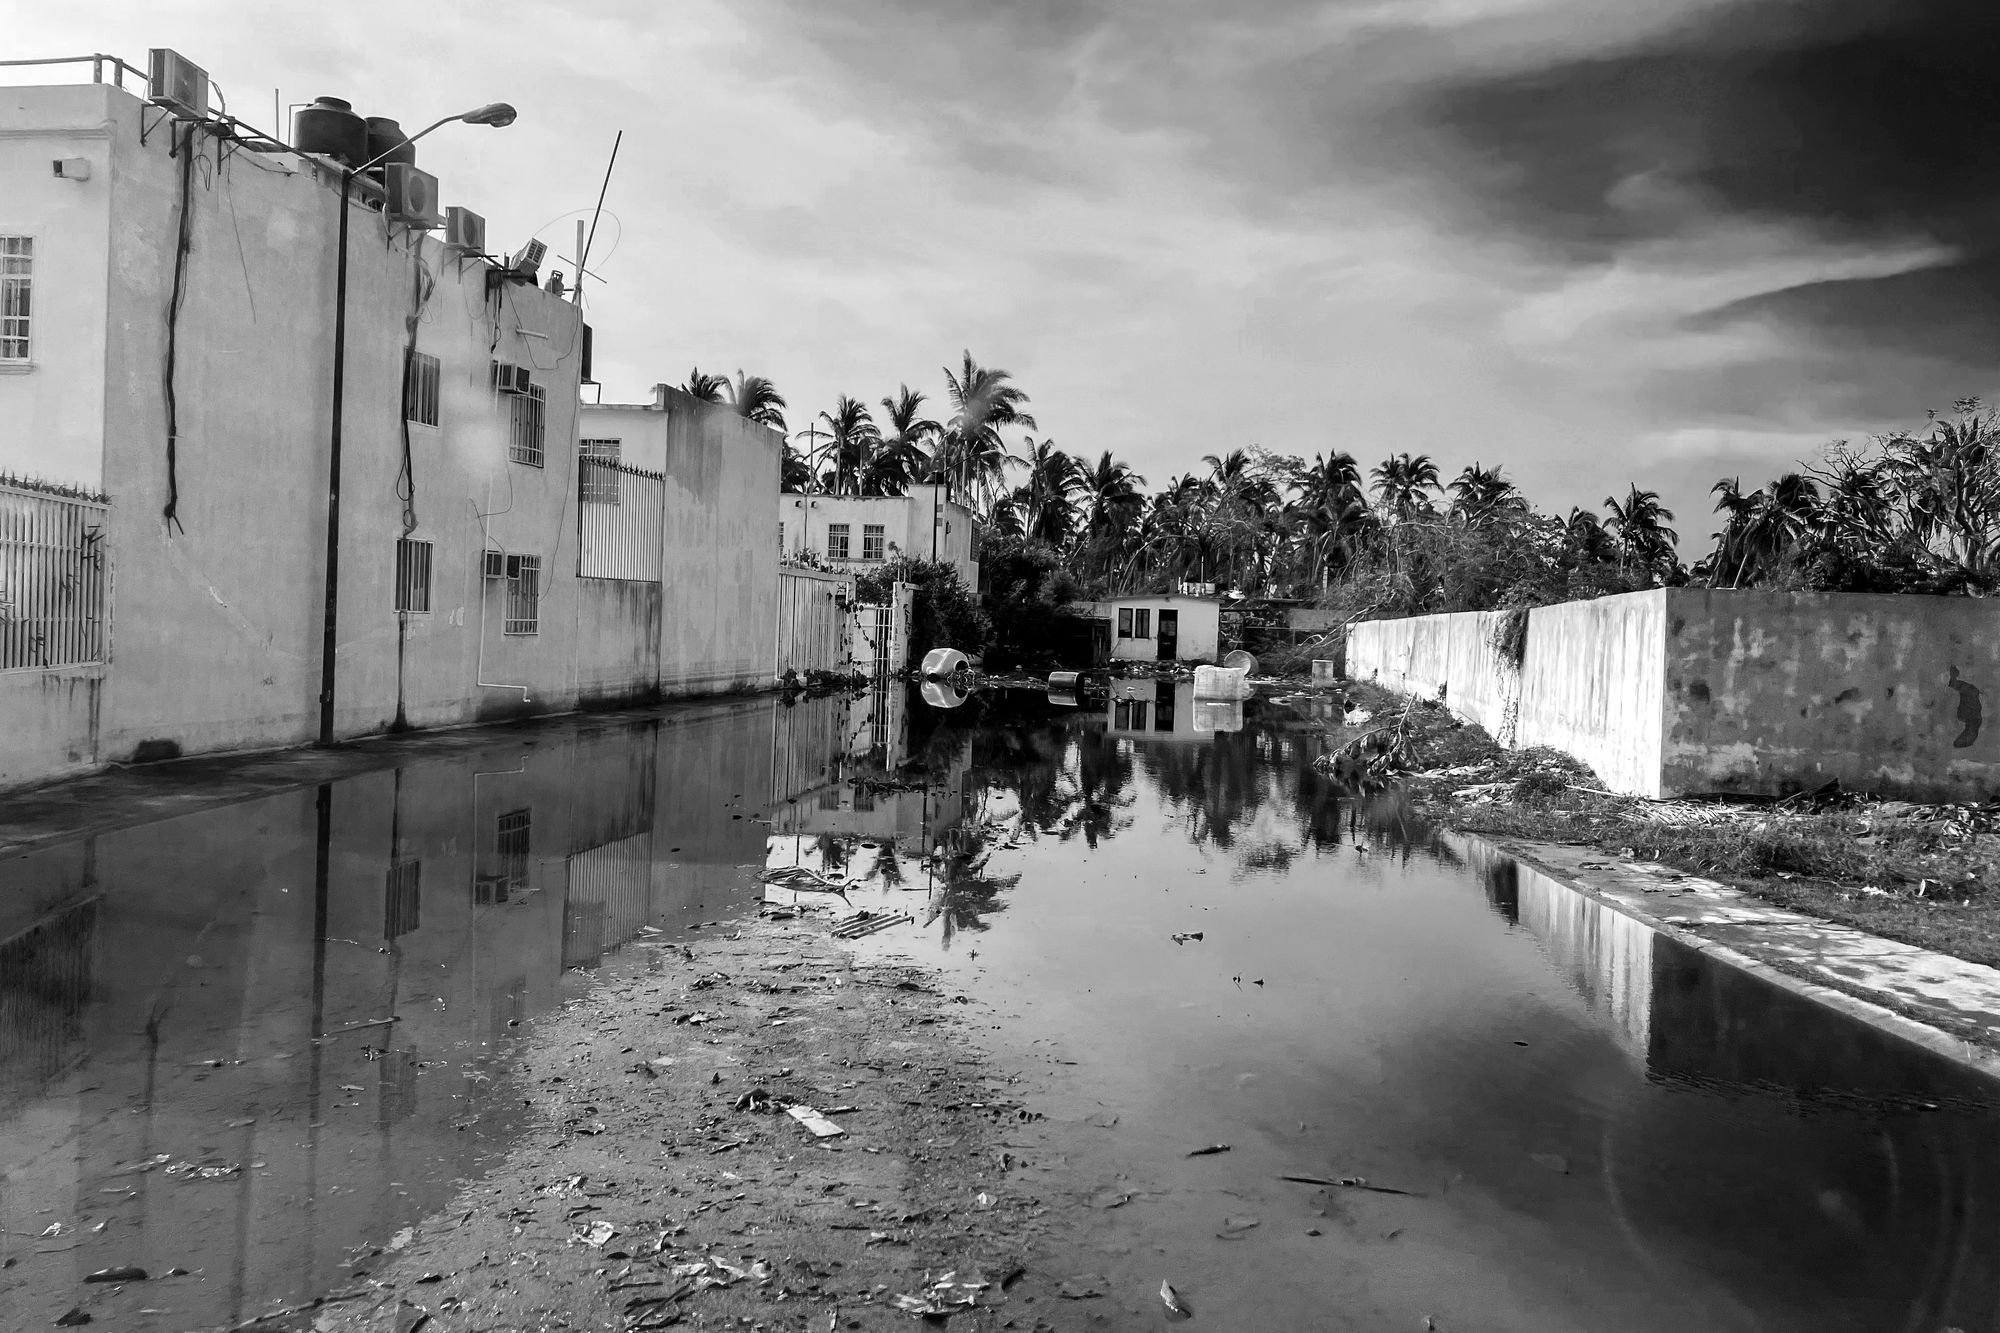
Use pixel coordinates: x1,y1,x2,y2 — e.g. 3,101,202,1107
317,103,516,745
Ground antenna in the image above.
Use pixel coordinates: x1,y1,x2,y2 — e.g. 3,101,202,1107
574,130,622,307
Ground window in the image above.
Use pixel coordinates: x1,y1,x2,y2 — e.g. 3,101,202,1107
404,351,440,426
1134,608,1152,638
1118,607,1133,638
778,521,786,551
394,537,432,613
579,438,620,504
504,554,541,634
0,237,30,361
496,809,531,895
862,523,886,561
827,523,851,560
509,383,546,466
384,859,421,938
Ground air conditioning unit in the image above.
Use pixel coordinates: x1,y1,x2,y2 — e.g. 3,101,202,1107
510,238,546,279
384,164,443,229
483,549,507,579
445,206,485,254
490,361,533,395
148,49,210,119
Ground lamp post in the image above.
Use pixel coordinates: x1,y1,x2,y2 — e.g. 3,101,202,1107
317,102,516,746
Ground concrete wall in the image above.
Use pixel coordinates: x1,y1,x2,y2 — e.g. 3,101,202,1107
1350,588,2000,800
1094,595,1221,662
1344,608,1518,743
1661,589,2000,800
0,84,778,787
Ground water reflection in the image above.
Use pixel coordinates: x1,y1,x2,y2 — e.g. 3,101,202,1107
0,696,884,1329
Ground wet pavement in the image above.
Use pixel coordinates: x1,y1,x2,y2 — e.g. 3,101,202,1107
7,682,2000,1329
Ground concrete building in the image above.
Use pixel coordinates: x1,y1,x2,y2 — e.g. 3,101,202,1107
779,486,979,592
0,63,783,788
1102,677,1241,741
1089,592,1222,663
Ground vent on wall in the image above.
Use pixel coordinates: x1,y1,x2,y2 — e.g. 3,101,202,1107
148,49,210,119
445,206,486,254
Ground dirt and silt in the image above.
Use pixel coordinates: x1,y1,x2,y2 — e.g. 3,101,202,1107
13,684,2000,1332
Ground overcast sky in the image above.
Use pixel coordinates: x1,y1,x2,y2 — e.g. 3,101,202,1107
16,0,1996,550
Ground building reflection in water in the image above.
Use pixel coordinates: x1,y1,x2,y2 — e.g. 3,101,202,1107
0,696,879,1329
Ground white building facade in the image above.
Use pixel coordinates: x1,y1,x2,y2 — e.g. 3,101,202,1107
779,486,979,592
1089,593,1222,663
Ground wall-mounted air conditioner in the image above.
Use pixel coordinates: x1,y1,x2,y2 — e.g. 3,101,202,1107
483,550,507,579
148,49,210,119
510,239,546,279
445,206,486,254
489,361,532,395
384,164,443,229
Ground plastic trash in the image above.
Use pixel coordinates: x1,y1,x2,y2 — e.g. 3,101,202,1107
1161,1281,1195,1321
1193,664,1251,700
1047,670,1082,690
786,1105,846,1138
921,647,969,678
919,679,967,709
1223,649,1257,672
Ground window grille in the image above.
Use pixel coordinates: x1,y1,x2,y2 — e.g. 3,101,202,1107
393,537,432,612
384,858,421,938
504,554,541,634
1118,607,1133,638
496,809,531,894
404,351,440,426
0,483,108,669
827,523,850,560
862,523,885,561
509,383,546,466
0,237,30,361
1134,608,1152,638
579,439,621,504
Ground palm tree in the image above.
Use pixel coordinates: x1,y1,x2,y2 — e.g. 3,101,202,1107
1604,485,1679,579
1012,438,1083,547
940,350,1036,513
818,396,880,498
1448,463,1523,527
727,371,787,432
1077,451,1146,574
1371,453,1442,523
681,366,728,403
874,385,939,498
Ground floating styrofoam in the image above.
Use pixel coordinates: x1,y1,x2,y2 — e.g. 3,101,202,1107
1193,664,1251,700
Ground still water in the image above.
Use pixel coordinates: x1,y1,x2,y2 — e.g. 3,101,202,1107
5,683,2000,1330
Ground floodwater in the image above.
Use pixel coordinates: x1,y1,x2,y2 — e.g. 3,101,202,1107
6,683,2000,1330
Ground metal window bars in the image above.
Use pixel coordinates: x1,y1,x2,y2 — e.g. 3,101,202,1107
393,537,432,612
508,383,546,467
503,554,540,634
404,351,440,427
862,523,885,561
1,237,31,362
578,440,621,503
0,482,109,670
496,809,531,894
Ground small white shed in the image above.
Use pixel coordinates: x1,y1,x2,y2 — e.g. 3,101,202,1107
1091,593,1222,663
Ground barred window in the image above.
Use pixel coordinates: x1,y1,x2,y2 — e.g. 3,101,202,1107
862,523,885,561
393,537,432,612
405,351,440,426
509,383,546,466
1134,608,1152,638
504,554,541,634
0,237,30,361
579,438,620,504
496,809,531,895
827,523,850,560
384,858,421,938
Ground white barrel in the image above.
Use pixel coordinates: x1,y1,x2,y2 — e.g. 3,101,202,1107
1193,664,1252,700
1047,670,1082,690
1223,649,1258,673
921,647,969,678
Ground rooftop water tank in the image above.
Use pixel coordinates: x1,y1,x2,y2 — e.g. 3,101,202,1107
364,117,415,174
293,96,368,167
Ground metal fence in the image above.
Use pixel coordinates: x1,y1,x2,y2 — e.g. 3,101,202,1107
0,482,109,670
578,458,664,581
777,566,855,676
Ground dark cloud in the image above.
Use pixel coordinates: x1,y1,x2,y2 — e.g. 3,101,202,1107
1417,0,2000,255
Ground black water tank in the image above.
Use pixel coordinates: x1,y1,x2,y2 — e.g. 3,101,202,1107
292,96,367,166
364,117,415,172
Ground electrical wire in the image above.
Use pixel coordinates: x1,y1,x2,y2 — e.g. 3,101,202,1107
161,122,199,534
395,255,438,534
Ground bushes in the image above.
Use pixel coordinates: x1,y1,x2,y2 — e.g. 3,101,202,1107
856,557,989,670
979,535,1094,670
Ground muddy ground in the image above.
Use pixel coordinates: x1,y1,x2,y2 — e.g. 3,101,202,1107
179,917,1131,1333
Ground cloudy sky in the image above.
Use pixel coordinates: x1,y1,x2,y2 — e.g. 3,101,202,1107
16,0,1996,550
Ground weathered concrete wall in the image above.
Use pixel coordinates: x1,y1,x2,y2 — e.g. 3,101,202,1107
1345,609,1518,742
1352,588,2000,800
1517,592,1667,797
1661,589,2000,800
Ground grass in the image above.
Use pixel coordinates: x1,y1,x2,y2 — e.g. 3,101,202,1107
1334,680,2000,969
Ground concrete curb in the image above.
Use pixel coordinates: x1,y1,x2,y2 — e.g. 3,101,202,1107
1471,834,2000,1084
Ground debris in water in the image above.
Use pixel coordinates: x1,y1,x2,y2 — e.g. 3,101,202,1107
1216,1216,1260,1239
1279,1173,1422,1197
1171,932,1204,944
1187,1144,1231,1157
388,1227,415,1251
786,1105,846,1138
832,910,912,940
83,1266,147,1283
1160,1280,1195,1321
1057,1274,1109,1299
54,1309,91,1326
570,1220,617,1247
1089,1189,1132,1209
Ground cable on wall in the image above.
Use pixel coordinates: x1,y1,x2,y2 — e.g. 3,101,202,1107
161,121,200,534
395,255,437,534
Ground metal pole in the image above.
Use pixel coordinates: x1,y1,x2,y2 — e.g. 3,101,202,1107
317,168,354,746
